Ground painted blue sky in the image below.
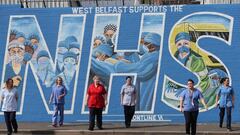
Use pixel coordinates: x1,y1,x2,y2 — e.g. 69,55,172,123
182,14,231,30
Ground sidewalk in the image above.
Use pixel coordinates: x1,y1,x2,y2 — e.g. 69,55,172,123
0,122,240,135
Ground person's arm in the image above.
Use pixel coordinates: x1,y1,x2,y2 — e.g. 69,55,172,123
15,90,18,101
103,93,108,106
59,86,67,99
134,86,137,105
120,85,124,105
49,89,53,104
179,97,183,112
215,88,221,107
231,88,235,108
84,94,89,106
200,98,208,110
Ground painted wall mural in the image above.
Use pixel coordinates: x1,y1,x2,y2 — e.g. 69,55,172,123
0,4,240,122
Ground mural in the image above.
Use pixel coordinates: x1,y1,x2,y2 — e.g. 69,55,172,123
162,13,232,112
0,5,239,122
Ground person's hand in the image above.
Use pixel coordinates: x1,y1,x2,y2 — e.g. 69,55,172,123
12,75,22,87
58,95,62,100
205,105,208,111
180,107,183,112
105,100,108,106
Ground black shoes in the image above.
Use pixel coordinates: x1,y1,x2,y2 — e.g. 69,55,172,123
88,128,94,131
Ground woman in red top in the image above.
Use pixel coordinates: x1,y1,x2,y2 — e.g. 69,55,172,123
85,75,107,131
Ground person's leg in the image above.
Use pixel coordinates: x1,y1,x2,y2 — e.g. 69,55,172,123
129,106,135,127
219,107,225,128
10,112,18,133
88,107,95,130
96,108,103,129
4,112,12,134
184,111,191,135
226,107,232,130
52,104,58,126
124,105,130,127
59,104,64,126
191,111,199,135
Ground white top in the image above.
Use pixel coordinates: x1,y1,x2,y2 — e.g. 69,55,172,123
120,84,136,106
1,88,18,112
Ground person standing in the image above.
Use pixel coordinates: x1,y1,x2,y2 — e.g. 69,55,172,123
85,75,107,131
49,76,67,127
1,78,18,135
120,76,137,128
215,77,234,131
180,79,208,135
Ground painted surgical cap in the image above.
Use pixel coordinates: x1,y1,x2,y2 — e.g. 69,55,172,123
69,42,80,49
8,40,25,50
144,33,161,47
37,50,49,62
175,32,190,43
10,29,18,35
16,32,25,39
141,32,149,38
104,24,117,33
59,41,68,48
65,36,78,45
28,33,40,41
94,35,106,43
24,40,32,46
94,44,113,56
63,51,77,60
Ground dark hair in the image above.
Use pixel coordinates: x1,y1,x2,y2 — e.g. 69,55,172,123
187,79,194,84
6,78,14,88
126,76,132,80
220,77,229,84
56,76,63,85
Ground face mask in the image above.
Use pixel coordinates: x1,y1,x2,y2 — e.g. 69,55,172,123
106,38,113,46
178,45,190,54
32,44,38,51
23,52,32,62
38,60,50,69
64,63,76,71
10,54,24,64
143,45,149,53
139,44,145,55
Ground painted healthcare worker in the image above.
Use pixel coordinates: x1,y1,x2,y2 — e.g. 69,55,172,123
15,32,25,44
49,76,67,127
36,50,52,85
23,40,34,64
139,32,161,111
103,24,117,47
139,32,149,55
180,79,208,135
1,78,18,135
215,77,234,131
5,40,25,87
114,32,161,111
58,51,77,90
174,32,211,96
93,35,106,49
57,41,69,73
9,29,18,43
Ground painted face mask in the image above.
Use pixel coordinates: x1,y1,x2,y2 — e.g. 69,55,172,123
23,52,32,62
178,45,190,54
32,44,38,51
143,45,149,53
139,44,145,55
10,53,24,64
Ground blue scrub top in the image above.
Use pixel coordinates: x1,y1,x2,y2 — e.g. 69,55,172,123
51,85,67,104
180,88,204,111
217,85,234,108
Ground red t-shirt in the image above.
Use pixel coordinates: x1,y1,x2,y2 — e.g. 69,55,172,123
87,83,107,108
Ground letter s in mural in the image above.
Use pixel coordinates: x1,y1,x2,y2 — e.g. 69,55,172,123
162,12,233,111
